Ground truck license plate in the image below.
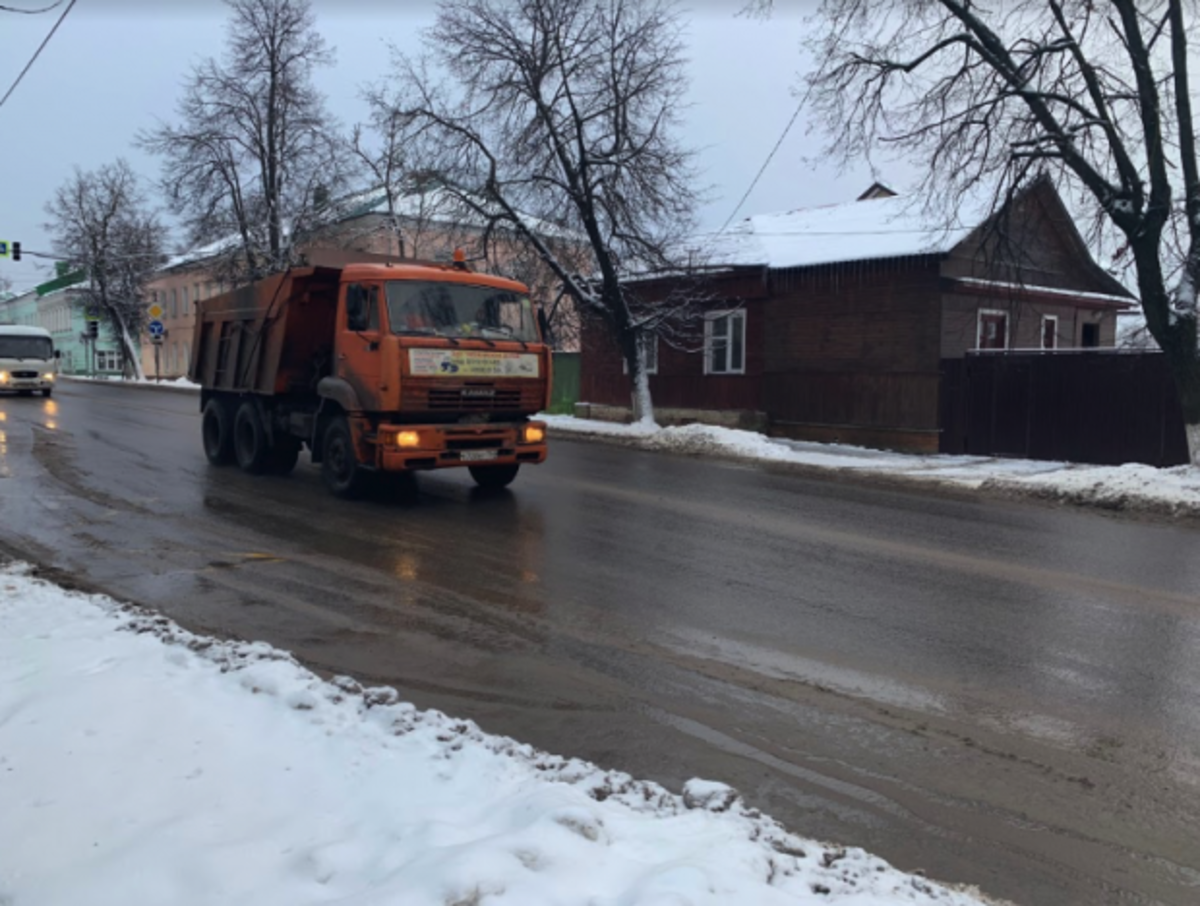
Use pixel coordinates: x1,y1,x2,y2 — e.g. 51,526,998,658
460,450,498,462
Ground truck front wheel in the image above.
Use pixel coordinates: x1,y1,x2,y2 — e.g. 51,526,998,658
468,464,520,489
321,417,369,498
233,401,272,474
202,399,235,465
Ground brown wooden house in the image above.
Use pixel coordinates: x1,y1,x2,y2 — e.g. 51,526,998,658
578,179,1134,452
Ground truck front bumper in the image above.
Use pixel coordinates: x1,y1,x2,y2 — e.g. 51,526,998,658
375,421,548,472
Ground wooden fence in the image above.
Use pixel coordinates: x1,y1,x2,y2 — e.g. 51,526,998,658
940,351,1189,467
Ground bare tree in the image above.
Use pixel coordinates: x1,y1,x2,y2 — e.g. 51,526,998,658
349,91,585,347
44,160,164,379
346,84,427,259
387,0,703,423
139,0,344,283
800,0,1200,463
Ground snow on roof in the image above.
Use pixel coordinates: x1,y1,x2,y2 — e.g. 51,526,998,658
693,194,987,271
336,185,583,241
952,276,1133,305
159,184,580,274
161,233,243,271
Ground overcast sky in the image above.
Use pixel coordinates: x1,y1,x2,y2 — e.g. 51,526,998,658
0,0,907,293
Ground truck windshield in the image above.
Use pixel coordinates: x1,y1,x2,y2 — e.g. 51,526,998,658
0,336,53,360
386,281,540,343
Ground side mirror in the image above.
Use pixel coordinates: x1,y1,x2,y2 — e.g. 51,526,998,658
54,350,62,359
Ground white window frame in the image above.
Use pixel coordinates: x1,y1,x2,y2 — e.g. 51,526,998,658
703,309,746,375
622,333,659,376
976,308,1010,350
1041,315,1058,350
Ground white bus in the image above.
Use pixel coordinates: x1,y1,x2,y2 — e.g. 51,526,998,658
0,325,58,397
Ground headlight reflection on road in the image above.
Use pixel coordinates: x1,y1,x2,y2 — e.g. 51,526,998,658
395,554,420,581
44,400,58,416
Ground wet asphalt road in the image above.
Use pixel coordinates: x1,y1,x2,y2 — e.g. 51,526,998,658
2,380,1200,906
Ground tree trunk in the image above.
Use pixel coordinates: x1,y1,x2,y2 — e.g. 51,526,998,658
1171,356,1200,465
631,366,655,426
114,315,146,381
623,331,656,427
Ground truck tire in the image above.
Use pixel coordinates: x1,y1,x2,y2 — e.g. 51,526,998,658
468,464,520,489
321,416,369,498
202,398,235,465
268,438,302,476
233,401,271,474
42,388,52,398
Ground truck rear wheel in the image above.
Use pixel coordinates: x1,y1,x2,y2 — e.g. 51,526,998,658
202,399,235,465
321,416,369,498
468,464,520,489
234,401,272,474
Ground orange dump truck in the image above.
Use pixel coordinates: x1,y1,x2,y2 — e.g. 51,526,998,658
189,260,550,496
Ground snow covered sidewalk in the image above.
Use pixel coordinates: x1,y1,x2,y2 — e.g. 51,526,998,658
543,416,1200,518
0,563,999,906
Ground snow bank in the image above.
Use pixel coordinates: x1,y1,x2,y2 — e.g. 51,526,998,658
61,374,201,391
0,563,999,906
543,416,1200,516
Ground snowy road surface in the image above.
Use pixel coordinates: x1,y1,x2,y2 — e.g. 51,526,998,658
0,565,995,906
0,381,1198,906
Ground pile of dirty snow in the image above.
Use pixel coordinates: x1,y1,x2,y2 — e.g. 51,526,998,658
61,374,201,390
0,563,998,906
543,416,1200,516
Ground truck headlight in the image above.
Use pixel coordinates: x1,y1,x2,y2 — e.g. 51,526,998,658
43,373,54,381
0,372,8,383
522,425,545,444
395,430,421,448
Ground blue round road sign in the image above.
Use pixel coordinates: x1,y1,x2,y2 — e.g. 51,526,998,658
148,320,165,339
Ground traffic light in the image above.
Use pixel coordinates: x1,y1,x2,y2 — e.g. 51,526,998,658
86,320,99,339
11,242,19,262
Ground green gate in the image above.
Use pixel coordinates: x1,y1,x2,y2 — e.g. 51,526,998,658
549,352,580,414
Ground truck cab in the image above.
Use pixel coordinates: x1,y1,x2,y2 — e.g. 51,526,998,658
319,262,550,492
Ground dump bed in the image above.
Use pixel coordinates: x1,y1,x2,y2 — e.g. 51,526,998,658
190,267,342,396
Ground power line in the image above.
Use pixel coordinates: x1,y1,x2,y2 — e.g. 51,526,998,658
0,1,66,13
0,0,77,111
719,97,804,234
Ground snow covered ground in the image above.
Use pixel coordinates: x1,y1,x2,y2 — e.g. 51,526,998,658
0,563,1002,906
543,416,1200,517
